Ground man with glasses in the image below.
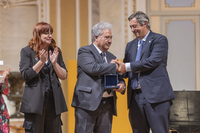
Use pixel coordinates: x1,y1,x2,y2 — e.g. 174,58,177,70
71,22,125,133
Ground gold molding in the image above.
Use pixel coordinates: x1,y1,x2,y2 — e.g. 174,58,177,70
132,0,136,39
133,0,136,13
124,0,136,45
165,19,169,24
40,0,44,20
165,19,196,24
0,0,37,9
124,0,128,45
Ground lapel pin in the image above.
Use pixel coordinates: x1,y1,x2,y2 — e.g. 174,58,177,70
149,40,151,43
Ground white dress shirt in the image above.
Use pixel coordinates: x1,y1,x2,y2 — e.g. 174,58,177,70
93,43,113,97
125,31,150,89
125,31,150,71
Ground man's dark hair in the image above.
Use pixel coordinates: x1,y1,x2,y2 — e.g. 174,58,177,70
128,11,150,30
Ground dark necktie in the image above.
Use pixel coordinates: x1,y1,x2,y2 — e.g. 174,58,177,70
101,53,107,63
131,40,144,90
101,52,112,94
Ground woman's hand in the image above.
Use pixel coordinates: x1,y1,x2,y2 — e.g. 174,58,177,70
39,49,48,63
3,68,10,79
0,67,11,82
49,47,59,65
33,49,48,73
49,47,67,80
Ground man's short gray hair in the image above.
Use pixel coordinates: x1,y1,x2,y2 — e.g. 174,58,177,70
128,11,150,30
91,22,112,43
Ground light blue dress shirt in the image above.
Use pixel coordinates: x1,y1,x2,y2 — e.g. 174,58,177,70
125,31,150,71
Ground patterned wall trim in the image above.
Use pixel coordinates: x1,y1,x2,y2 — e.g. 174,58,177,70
124,0,136,45
38,0,49,22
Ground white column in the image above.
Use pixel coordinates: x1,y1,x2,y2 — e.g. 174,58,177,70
128,0,134,42
121,0,125,48
46,0,50,23
37,0,41,22
56,0,61,48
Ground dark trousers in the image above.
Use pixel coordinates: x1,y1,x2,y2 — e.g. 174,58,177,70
129,89,171,133
75,97,114,133
23,99,61,133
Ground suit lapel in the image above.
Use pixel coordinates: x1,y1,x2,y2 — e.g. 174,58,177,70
140,31,154,59
131,39,138,62
90,44,104,63
106,52,112,63
31,50,38,65
127,39,138,79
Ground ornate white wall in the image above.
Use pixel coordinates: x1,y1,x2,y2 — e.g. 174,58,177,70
147,0,200,90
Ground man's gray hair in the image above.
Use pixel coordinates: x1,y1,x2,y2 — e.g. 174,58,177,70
128,11,150,30
91,22,112,42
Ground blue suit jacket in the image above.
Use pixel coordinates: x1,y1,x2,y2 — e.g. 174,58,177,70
123,31,175,109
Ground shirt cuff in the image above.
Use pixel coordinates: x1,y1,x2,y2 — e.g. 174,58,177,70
125,63,131,72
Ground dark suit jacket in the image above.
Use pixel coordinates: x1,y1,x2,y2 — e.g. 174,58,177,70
19,46,68,115
123,31,175,109
71,44,125,116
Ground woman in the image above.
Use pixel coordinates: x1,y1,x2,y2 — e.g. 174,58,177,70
19,22,68,133
0,67,10,133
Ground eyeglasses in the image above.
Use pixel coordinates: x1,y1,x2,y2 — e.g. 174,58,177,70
104,36,112,40
43,32,53,36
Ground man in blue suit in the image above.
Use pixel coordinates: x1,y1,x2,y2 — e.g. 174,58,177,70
117,11,175,133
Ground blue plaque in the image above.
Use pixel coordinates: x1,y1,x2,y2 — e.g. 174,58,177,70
104,74,120,89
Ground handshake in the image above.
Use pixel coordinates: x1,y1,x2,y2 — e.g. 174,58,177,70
110,59,126,74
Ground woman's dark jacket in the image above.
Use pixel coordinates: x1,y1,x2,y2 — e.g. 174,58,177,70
19,46,68,115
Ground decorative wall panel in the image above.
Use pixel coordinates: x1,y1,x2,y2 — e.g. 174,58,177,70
161,0,200,11
166,20,196,90
148,0,200,90
165,0,195,7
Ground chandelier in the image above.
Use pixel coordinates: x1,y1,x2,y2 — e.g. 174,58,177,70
0,0,37,8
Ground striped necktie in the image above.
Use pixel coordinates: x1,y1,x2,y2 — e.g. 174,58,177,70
101,52,112,94
101,52,107,63
131,40,144,90
135,40,144,61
